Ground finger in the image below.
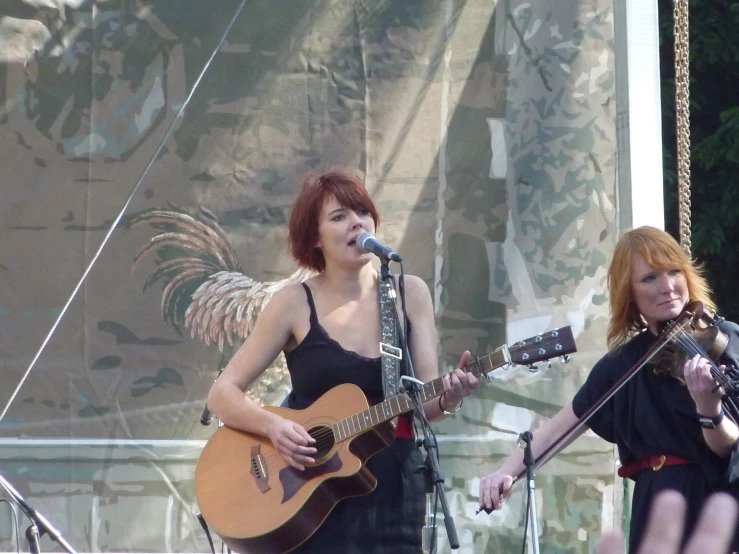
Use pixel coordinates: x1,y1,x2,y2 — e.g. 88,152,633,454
596,531,626,554
442,373,452,393
281,453,305,471
684,355,700,378
500,478,513,502
453,368,467,380
287,426,312,446
491,482,504,509
294,452,316,464
465,372,480,389
683,359,699,390
458,350,472,369
282,437,317,457
683,493,738,554
478,482,489,509
453,367,478,389
636,490,686,554
295,424,316,444
294,444,318,455
697,359,715,382
485,486,497,511
449,372,465,395
481,487,491,510
280,446,314,468
444,373,460,396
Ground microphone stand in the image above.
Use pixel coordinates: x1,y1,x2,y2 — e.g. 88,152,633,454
200,366,224,426
519,431,540,554
418,444,437,554
201,338,243,426
379,260,460,551
0,473,77,554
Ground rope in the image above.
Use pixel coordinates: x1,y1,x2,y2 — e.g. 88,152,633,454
674,0,692,254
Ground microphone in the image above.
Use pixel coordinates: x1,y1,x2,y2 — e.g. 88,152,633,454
356,232,402,262
201,402,214,426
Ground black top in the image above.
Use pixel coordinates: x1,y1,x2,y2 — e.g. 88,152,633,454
572,320,739,550
284,282,385,409
282,283,424,553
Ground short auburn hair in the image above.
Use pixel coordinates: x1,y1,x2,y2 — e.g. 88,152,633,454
288,169,380,272
606,226,715,351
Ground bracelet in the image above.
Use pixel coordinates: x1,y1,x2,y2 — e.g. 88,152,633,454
697,406,725,429
439,393,463,416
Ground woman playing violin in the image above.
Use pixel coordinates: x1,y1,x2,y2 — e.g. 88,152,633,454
478,226,739,552
207,169,480,553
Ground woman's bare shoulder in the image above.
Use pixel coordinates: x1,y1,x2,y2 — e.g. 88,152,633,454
394,274,432,308
267,281,308,310
396,274,430,292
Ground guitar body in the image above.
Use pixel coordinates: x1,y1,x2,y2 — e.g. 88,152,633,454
195,383,397,554
194,326,578,553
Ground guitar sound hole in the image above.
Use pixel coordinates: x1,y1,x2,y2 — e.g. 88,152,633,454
308,425,335,460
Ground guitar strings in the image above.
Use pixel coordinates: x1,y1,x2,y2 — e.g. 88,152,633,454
254,332,563,465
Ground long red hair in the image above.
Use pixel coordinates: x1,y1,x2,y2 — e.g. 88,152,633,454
606,226,715,350
288,169,379,272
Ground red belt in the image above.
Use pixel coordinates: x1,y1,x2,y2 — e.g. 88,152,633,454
395,417,414,439
617,454,693,479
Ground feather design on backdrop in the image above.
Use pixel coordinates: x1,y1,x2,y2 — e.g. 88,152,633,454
126,204,313,406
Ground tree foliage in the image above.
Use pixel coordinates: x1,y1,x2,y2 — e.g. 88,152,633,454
659,0,739,321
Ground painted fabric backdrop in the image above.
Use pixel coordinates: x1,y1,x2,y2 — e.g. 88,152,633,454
0,0,621,552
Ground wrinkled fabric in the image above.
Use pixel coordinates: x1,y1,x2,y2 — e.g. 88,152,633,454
573,321,739,551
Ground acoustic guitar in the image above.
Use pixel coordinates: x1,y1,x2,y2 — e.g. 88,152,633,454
194,326,576,553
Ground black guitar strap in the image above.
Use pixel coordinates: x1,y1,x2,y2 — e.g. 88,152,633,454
377,270,403,399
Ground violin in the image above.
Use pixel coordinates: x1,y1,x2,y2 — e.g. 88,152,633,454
652,301,729,384
477,302,737,515
512,302,738,483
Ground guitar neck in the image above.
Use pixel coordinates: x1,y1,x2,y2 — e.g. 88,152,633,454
332,346,510,441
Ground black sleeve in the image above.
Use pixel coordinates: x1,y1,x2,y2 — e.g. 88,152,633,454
572,354,617,443
719,320,739,370
718,321,739,483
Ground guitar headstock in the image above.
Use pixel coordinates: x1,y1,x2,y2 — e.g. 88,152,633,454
508,326,577,366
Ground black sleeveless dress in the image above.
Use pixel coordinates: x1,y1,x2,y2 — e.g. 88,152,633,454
283,283,426,553
572,321,739,552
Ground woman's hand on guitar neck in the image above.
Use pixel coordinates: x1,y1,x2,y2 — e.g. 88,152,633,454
267,417,317,471
440,350,480,410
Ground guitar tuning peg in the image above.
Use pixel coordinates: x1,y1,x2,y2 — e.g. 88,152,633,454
561,355,571,364
528,364,539,373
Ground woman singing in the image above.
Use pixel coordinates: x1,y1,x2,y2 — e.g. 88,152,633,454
207,169,480,552
478,226,739,552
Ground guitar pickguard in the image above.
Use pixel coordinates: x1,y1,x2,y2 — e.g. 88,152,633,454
279,452,343,503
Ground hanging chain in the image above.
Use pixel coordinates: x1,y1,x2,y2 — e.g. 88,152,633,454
674,0,692,254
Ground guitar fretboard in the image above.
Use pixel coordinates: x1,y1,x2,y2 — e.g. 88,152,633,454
332,347,509,441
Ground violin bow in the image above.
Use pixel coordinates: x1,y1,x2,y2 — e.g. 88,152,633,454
513,308,704,482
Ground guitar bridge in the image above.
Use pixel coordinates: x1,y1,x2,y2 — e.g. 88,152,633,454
250,444,271,493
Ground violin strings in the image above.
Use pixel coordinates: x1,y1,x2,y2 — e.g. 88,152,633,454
668,330,739,423
673,331,733,387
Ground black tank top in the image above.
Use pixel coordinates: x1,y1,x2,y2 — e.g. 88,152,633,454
284,283,384,410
